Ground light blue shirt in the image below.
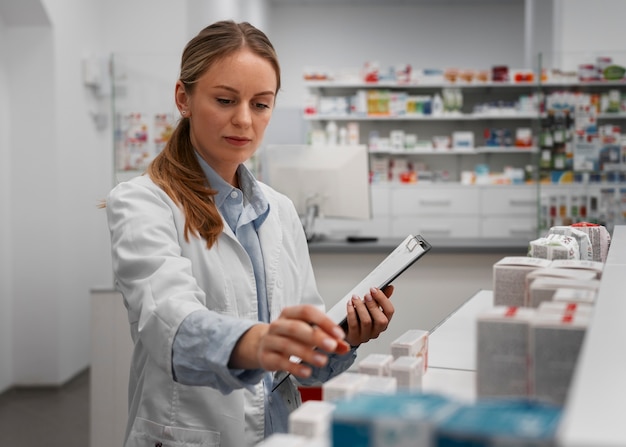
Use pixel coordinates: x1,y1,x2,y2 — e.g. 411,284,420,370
172,155,356,437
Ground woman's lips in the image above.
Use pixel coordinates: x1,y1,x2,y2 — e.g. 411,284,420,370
225,136,251,146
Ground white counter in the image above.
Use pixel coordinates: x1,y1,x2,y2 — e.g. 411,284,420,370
557,225,626,447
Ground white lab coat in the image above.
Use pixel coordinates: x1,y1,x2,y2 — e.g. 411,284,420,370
107,174,327,447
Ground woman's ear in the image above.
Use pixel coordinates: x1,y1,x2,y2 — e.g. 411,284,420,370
175,80,190,117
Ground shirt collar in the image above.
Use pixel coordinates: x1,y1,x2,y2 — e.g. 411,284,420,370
195,152,270,227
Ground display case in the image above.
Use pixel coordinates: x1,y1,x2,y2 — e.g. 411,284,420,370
110,52,179,183
536,51,626,236
302,56,626,244
302,66,543,245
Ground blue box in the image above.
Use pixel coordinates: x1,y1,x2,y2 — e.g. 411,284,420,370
332,392,458,447
435,399,562,447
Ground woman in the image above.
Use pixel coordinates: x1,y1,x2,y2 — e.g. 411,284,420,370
106,20,394,447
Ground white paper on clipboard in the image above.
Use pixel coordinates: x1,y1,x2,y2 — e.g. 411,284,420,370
326,234,432,327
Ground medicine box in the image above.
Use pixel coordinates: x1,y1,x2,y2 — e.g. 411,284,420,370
552,287,597,305
361,375,398,396
524,268,597,307
547,226,593,260
549,259,605,279
536,301,594,316
390,329,429,372
332,392,458,447
390,356,424,391
527,277,600,308
570,223,611,262
358,353,394,376
493,257,551,307
529,311,590,405
435,399,562,447
322,372,370,402
528,234,580,261
289,400,336,440
476,306,536,398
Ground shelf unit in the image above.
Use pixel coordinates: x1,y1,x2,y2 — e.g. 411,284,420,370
303,74,626,244
304,78,542,244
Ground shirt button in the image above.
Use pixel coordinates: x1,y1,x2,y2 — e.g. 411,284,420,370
230,191,238,199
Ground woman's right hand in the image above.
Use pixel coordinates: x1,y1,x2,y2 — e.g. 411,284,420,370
229,305,350,378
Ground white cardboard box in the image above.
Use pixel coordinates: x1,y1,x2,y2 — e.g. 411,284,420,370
493,256,551,306
530,311,590,405
476,306,536,398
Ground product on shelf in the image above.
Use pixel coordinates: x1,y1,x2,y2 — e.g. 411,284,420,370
524,267,597,306
435,399,562,445
288,400,335,440
527,276,601,308
492,257,552,307
529,311,590,405
357,353,394,377
332,393,459,447
528,233,581,261
476,306,535,398
389,356,424,391
390,329,429,372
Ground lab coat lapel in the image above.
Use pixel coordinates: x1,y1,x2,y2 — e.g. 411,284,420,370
257,204,283,319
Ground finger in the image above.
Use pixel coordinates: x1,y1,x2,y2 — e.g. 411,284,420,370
261,329,330,370
370,287,395,321
279,305,346,341
269,318,341,358
260,350,313,378
362,289,390,334
345,296,360,341
352,295,373,333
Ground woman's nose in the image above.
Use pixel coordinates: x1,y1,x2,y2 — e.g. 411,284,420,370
232,104,251,128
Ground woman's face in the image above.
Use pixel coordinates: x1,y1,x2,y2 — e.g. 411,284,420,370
176,48,277,185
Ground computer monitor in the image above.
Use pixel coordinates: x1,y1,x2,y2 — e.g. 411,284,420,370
260,144,371,241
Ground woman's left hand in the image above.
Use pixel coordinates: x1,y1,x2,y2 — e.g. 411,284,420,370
344,285,395,348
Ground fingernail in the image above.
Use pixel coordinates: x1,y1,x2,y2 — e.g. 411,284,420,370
352,295,360,303
332,326,346,339
313,353,327,366
364,293,373,302
322,338,338,351
370,287,378,294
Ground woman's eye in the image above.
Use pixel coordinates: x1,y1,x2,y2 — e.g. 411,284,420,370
255,102,270,110
217,98,233,105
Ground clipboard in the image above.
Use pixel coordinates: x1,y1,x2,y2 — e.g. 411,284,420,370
272,234,432,391
326,234,432,329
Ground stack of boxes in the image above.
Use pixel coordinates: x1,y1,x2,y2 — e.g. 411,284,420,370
260,224,608,446
480,224,608,407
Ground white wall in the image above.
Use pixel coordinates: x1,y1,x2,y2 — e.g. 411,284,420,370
554,0,626,70
266,1,526,110
0,14,13,393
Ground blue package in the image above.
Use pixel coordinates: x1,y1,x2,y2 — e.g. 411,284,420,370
435,398,562,447
332,392,458,447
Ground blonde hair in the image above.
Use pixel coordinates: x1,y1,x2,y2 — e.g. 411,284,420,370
148,20,280,248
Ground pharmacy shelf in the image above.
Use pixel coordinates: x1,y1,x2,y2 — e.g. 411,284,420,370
369,146,538,155
304,81,539,89
304,79,626,89
304,113,538,121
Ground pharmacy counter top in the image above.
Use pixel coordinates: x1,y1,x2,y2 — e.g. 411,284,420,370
421,289,493,403
308,237,528,254
418,226,626,446
557,225,626,447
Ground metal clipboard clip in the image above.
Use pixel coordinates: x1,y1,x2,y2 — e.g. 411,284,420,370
406,235,421,252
